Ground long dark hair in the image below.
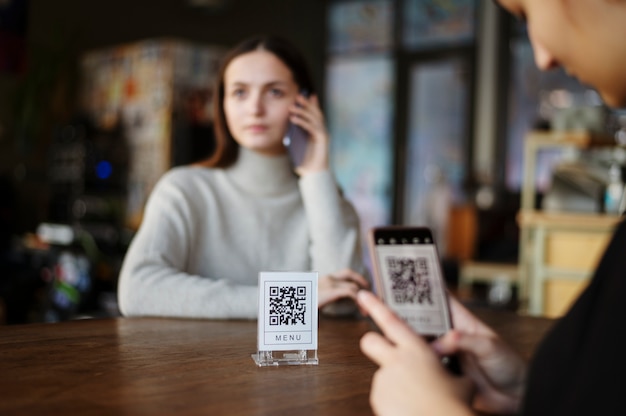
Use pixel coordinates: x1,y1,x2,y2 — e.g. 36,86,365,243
201,34,315,168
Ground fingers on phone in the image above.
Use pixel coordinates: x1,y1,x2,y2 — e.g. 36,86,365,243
357,291,419,347
360,331,394,365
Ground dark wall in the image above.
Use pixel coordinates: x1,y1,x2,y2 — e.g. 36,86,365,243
28,0,326,88
27,0,327,128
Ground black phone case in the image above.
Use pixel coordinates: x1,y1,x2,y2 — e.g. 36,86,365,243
283,89,310,167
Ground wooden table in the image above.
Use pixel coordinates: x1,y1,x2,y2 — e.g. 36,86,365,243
0,309,555,415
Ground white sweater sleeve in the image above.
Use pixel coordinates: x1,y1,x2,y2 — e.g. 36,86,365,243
298,170,365,277
117,175,257,319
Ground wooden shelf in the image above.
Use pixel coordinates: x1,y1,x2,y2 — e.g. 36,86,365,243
518,210,622,230
519,131,623,317
525,131,616,148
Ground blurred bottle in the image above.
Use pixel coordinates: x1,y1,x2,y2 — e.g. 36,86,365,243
604,163,624,214
37,223,92,322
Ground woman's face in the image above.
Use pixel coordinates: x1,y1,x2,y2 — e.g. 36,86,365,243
497,0,626,107
223,49,299,155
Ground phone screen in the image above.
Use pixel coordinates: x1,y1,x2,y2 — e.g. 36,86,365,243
283,89,310,167
369,227,452,337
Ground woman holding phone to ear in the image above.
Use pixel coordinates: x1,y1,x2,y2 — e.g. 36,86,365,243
358,0,626,415
118,34,368,319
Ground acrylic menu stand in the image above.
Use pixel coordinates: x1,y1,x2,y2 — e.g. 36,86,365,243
252,271,318,367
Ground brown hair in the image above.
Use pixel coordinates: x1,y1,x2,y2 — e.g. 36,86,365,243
200,34,316,168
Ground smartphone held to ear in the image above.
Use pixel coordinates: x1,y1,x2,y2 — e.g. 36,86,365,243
368,226,462,375
283,89,310,167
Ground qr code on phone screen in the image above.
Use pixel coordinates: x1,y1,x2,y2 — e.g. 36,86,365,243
269,286,307,325
385,256,433,305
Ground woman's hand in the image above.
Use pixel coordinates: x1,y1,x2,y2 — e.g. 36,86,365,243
318,268,369,309
358,290,475,416
431,296,527,414
288,93,330,175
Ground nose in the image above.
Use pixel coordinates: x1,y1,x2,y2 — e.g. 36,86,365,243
533,41,558,70
248,91,265,116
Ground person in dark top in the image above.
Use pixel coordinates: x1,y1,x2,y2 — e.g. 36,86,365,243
356,0,626,414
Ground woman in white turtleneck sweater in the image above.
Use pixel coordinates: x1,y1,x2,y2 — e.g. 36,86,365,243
117,35,368,319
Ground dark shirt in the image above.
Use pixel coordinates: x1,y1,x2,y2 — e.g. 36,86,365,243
522,218,626,415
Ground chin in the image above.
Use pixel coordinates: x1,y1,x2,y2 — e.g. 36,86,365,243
600,91,626,109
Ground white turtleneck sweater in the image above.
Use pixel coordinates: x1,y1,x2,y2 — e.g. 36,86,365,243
117,148,363,319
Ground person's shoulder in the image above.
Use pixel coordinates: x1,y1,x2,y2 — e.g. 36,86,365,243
148,165,223,201
159,165,220,186
615,217,626,235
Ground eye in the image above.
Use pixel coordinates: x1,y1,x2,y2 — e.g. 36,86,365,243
268,88,285,98
229,88,246,98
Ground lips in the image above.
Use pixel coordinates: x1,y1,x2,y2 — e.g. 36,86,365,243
246,124,269,133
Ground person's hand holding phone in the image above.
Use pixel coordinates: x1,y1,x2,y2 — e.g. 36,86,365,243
285,92,330,174
358,290,475,416
431,296,527,414
358,288,528,415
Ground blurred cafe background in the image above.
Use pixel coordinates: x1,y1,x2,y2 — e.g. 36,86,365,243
1,0,625,324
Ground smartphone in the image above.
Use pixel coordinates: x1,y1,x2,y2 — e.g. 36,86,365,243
368,226,462,375
282,89,310,167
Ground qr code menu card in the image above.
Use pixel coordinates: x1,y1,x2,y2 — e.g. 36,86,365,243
257,272,318,352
